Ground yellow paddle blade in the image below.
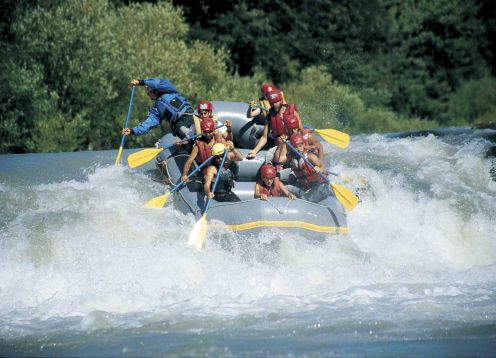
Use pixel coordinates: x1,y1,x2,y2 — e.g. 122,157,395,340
187,214,207,250
330,183,359,211
143,192,170,209
127,148,163,168
115,146,124,166
315,129,350,149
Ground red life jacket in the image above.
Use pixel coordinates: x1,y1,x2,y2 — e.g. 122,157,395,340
195,134,224,173
269,104,296,144
256,177,282,197
288,151,323,187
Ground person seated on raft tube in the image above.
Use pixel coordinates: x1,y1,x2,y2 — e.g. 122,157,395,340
254,164,295,200
204,142,244,202
181,118,225,182
246,89,304,164
273,110,324,163
121,78,194,140
192,100,233,142
275,133,332,203
247,82,286,122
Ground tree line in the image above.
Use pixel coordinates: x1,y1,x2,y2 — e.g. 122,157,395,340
0,0,494,153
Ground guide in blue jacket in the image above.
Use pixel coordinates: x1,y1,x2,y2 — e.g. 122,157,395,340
121,78,194,139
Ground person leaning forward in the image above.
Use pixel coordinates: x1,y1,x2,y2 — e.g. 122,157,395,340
121,78,194,140
203,142,244,202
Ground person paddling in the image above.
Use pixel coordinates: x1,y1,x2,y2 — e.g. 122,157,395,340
192,100,233,142
254,164,295,200
246,89,304,164
181,119,225,182
121,78,194,140
275,133,332,203
203,143,244,202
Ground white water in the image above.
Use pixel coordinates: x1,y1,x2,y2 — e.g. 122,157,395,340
1,134,495,356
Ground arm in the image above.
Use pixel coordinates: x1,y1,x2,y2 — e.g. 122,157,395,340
181,146,199,181
222,120,233,141
131,106,162,135
254,182,266,199
274,136,289,164
247,101,261,118
247,123,269,158
227,141,244,161
278,181,295,199
307,152,323,172
203,166,217,199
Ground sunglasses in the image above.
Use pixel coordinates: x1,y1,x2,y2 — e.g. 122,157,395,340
214,155,223,160
203,130,214,134
199,110,210,115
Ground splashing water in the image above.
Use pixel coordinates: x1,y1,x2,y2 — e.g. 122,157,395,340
1,134,495,356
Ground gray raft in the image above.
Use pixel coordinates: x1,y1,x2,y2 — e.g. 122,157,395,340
155,101,348,239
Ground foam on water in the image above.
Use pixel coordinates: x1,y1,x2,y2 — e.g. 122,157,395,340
0,135,495,352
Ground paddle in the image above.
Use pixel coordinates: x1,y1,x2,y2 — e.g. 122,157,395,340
187,148,229,250
253,104,350,149
127,124,224,169
285,141,358,211
115,86,136,165
144,155,214,209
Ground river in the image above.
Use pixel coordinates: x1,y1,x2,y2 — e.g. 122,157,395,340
1,131,495,356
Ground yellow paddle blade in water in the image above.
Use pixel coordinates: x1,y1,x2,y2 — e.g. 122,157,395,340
187,213,207,250
330,183,359,211
143,192,170,209
315,129,350,149
115,146,124,166
127,148,163,168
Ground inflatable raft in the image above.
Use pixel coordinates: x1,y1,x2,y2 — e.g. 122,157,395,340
154,101,348,239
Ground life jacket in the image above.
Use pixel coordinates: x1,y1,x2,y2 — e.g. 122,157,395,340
268,104,296,144
195,134,224,173
157,92,193,125
257,177,282,197
288,151,323,187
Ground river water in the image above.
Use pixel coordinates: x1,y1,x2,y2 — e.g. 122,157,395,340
1,132,495,356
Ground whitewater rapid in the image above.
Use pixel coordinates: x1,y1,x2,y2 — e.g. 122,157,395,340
1,133,495,355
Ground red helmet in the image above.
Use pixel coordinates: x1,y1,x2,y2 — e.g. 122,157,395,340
261,164,277,178
261,82,277,96
197,100,213,115
200,118,215,132
289,133,304,147
284,113,299,129
266,90,282,103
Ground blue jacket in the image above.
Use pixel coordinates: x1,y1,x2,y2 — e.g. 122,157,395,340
132,78,192,135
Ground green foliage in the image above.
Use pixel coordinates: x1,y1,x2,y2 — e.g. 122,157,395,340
0,0,494,153
284,67,431,134
447,76,496,124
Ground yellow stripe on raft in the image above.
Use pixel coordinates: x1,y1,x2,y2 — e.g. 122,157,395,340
225,220,348,234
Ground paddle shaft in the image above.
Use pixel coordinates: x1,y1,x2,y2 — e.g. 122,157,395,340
115,86,136,165
203,149,229,214
163,124,226,150
169,156,214,194
285,140,331,185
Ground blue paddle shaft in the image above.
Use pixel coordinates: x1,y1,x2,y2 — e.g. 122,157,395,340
285,140,330,184
170,156,214,194
162,124,225,151
204,149,229,213
119,86,136,148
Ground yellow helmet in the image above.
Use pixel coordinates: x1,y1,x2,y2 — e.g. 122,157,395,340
211,143,226,156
